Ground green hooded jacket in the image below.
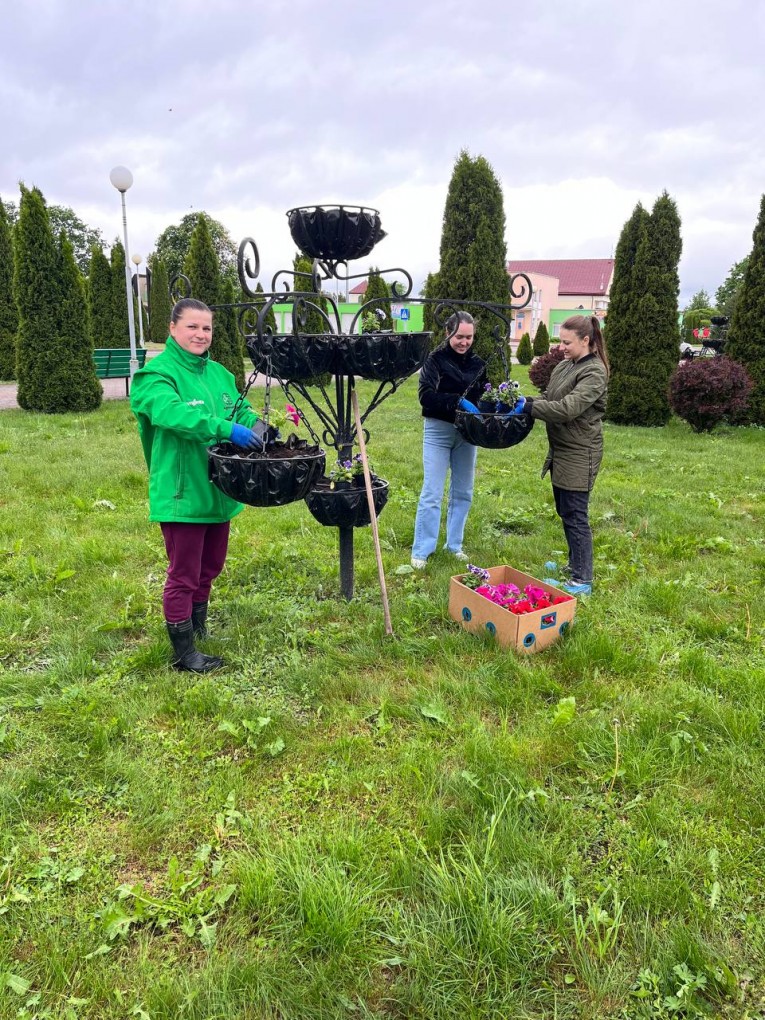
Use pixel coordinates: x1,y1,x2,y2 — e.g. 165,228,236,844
130,337,259,523
529,353,608,492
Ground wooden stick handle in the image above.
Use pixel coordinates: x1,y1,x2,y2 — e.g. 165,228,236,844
351,389,393,636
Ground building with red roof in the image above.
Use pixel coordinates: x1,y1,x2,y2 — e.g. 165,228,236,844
507,258,614,340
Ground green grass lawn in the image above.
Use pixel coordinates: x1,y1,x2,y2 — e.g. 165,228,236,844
1,373,764,1019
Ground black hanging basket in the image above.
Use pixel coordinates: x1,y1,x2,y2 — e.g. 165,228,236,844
337,331,431,381
246,333,338,382
305,476,389,528
454,410,535,449
208,439,326,507
286,205,386,261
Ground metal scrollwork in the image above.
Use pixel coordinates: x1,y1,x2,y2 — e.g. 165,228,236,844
169,273,192,302
237,238,261,298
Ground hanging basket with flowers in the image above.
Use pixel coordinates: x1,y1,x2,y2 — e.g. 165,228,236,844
305,473,389,528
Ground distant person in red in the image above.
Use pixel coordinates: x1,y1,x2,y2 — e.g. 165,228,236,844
131,299,264,673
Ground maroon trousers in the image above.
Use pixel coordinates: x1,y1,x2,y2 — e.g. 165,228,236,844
159,521,231,623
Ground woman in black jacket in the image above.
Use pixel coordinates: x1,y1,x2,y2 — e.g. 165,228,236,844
411,311,486,568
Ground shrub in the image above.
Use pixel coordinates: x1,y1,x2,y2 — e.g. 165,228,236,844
669,356,752,432
529,345,565,391
532,321,550,356
516,332,532,365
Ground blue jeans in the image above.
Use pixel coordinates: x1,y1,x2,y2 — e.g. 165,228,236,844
412,418,478,559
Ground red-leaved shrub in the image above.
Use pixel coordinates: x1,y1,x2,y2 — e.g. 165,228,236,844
528,345,565,392
669,356,752,432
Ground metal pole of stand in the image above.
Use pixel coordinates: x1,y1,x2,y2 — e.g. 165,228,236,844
336,373,355,600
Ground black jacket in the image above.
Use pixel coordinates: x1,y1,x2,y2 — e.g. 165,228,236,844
418,343,487,424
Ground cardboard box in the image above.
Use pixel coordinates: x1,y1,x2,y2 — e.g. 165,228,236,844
448,565,577,654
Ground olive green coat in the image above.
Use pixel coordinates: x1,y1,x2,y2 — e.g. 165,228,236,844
530,354,608,492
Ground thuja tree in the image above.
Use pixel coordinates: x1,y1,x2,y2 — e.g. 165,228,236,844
216,278,245,392
88,246,112,347
15,187,100,412
606,195,683,426
516,332,532,365
727,194,765,424
532,321,550,356
362,267,393,330
110,240,131,347
148,255,172,343
184,216,244,382
429,150,509,367
56,234,101,410
293,254,330,386
0,197,17,380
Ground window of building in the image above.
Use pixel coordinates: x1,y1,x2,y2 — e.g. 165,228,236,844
552,323,561,338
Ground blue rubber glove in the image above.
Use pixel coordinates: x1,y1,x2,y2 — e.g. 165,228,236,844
505,396,526,416
458,398,480,414
230,423,263,449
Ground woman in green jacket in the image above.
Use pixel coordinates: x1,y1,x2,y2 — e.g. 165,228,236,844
131,298,263,672
511,314,609,596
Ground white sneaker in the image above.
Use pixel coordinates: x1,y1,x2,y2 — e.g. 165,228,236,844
411,557,428,569
452,551,469,562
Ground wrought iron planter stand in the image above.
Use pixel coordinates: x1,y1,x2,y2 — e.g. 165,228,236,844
172,203,533,600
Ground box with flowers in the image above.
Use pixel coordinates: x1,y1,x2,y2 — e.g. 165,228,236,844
448,564,577,654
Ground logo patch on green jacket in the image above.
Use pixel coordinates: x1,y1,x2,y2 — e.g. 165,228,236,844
187,399,205,407
221,392,234,410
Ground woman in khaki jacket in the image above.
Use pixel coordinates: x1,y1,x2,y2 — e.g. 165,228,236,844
510,314,609,596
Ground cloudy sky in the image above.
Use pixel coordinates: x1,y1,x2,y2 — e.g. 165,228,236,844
2,0,763,304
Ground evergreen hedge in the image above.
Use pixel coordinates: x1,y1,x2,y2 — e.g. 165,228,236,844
0,197,17,380
726,194,765,424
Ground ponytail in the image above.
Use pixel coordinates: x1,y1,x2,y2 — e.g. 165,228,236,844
561,314,609,376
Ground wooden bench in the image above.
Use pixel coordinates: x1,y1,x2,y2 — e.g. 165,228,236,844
93,348,148,395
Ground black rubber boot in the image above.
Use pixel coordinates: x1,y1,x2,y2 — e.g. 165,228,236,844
166,619,223,673
191,601,209,639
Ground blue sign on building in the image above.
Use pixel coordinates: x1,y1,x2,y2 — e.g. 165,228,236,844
400,308,410,321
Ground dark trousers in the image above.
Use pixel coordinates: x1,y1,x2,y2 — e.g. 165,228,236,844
160,521,231,623
552,486,593,584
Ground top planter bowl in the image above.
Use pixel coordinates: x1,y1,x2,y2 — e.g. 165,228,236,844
286,205,387,261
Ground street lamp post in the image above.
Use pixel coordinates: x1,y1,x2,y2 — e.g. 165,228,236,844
109,166,139,382
131,253,145,348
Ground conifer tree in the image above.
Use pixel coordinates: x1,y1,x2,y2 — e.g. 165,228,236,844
88,246,112,347
432,151,509,368
184,217,244,382
361,268,393,330
147,255,172,343
255,281,278,336
110,240,131,347
605,203,652,424
15,186,61,409
727,193,765,424
56,234,102,410
216,278,245,392
532,321,550,357
15,186,101,412
0,197,17,379
293,254,330,386
516,331,532,365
